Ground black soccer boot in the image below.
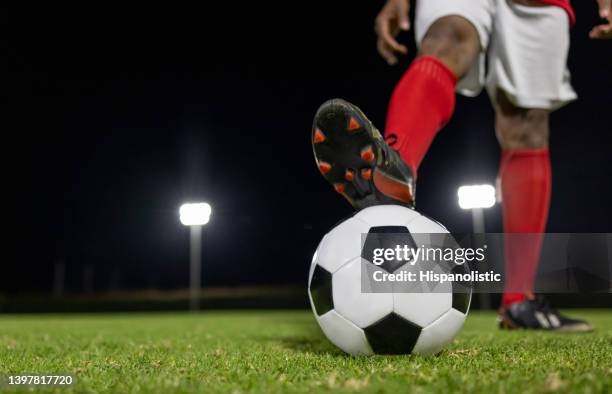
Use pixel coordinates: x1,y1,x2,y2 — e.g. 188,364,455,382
497,295,593,332
312,99,415,210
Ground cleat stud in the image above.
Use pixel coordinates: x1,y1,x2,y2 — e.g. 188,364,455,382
318,161,332,174
313,128,326,143
361,168,372,180
348,117,361,131
360,146,374,162
334,183,345,193
344,169,355,182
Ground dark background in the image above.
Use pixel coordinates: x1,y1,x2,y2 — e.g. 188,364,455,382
5,1,612,296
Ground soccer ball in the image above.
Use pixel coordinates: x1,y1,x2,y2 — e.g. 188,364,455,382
308,205,471,355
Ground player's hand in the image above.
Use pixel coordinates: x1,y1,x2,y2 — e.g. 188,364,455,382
375,0,410,65
590,0,612,39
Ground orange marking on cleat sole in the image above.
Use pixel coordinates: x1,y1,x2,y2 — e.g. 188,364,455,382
361,146,374,162
318,161,331,174
373,169,414,205
348,117,360,131
334,183,345,193
313,129,326,143
344,169,355,182
361,168,372,180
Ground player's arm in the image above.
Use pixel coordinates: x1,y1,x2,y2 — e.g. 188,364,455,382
375,0,410,65
590,0,612,39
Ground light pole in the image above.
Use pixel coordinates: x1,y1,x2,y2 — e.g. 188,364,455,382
179,202,212,311
457,184,495,309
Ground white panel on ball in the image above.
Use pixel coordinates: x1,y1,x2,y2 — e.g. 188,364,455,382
333,257,393,328
315,218,370,274
316,310,372,355
354,205,421,228
412,308,467,355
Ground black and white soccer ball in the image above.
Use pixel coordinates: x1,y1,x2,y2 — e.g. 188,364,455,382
308,205,471,355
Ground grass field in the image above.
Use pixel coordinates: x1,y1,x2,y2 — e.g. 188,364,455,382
0,310,611,393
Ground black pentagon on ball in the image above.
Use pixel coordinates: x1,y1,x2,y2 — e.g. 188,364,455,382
364,313,422,354
361,226,417,273
309,265,334,316
451,263,472,314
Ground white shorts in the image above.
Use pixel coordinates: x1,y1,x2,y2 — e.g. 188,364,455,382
415,0,577,110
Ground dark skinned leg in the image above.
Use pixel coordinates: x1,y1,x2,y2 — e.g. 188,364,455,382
420,15,481,79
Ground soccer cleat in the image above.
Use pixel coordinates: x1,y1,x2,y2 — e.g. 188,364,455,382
312,99,415,210
497,296,593,332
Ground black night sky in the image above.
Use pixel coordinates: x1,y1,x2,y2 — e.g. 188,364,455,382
5,2,612,294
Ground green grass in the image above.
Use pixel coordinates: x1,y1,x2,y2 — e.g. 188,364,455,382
0,310,611,393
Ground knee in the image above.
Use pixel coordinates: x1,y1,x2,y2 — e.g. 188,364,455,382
496,106,550,150
496,89,550,150
420,16,480,77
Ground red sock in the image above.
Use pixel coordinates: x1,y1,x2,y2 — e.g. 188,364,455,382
500,149,551,306
385,56,457,175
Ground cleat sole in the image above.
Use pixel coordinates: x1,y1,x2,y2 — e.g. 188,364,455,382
361,168,372,180
312,99,414,210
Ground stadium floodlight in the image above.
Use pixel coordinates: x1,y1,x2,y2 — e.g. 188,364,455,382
179,202,212,226
179,202,212,311
457,184,496,210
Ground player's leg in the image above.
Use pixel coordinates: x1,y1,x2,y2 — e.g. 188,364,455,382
495,96,589,331
489,0,590,331
385,0,496,177
312,0,492,209
495,90,551,307
385,15,481,175
311,16,477,209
